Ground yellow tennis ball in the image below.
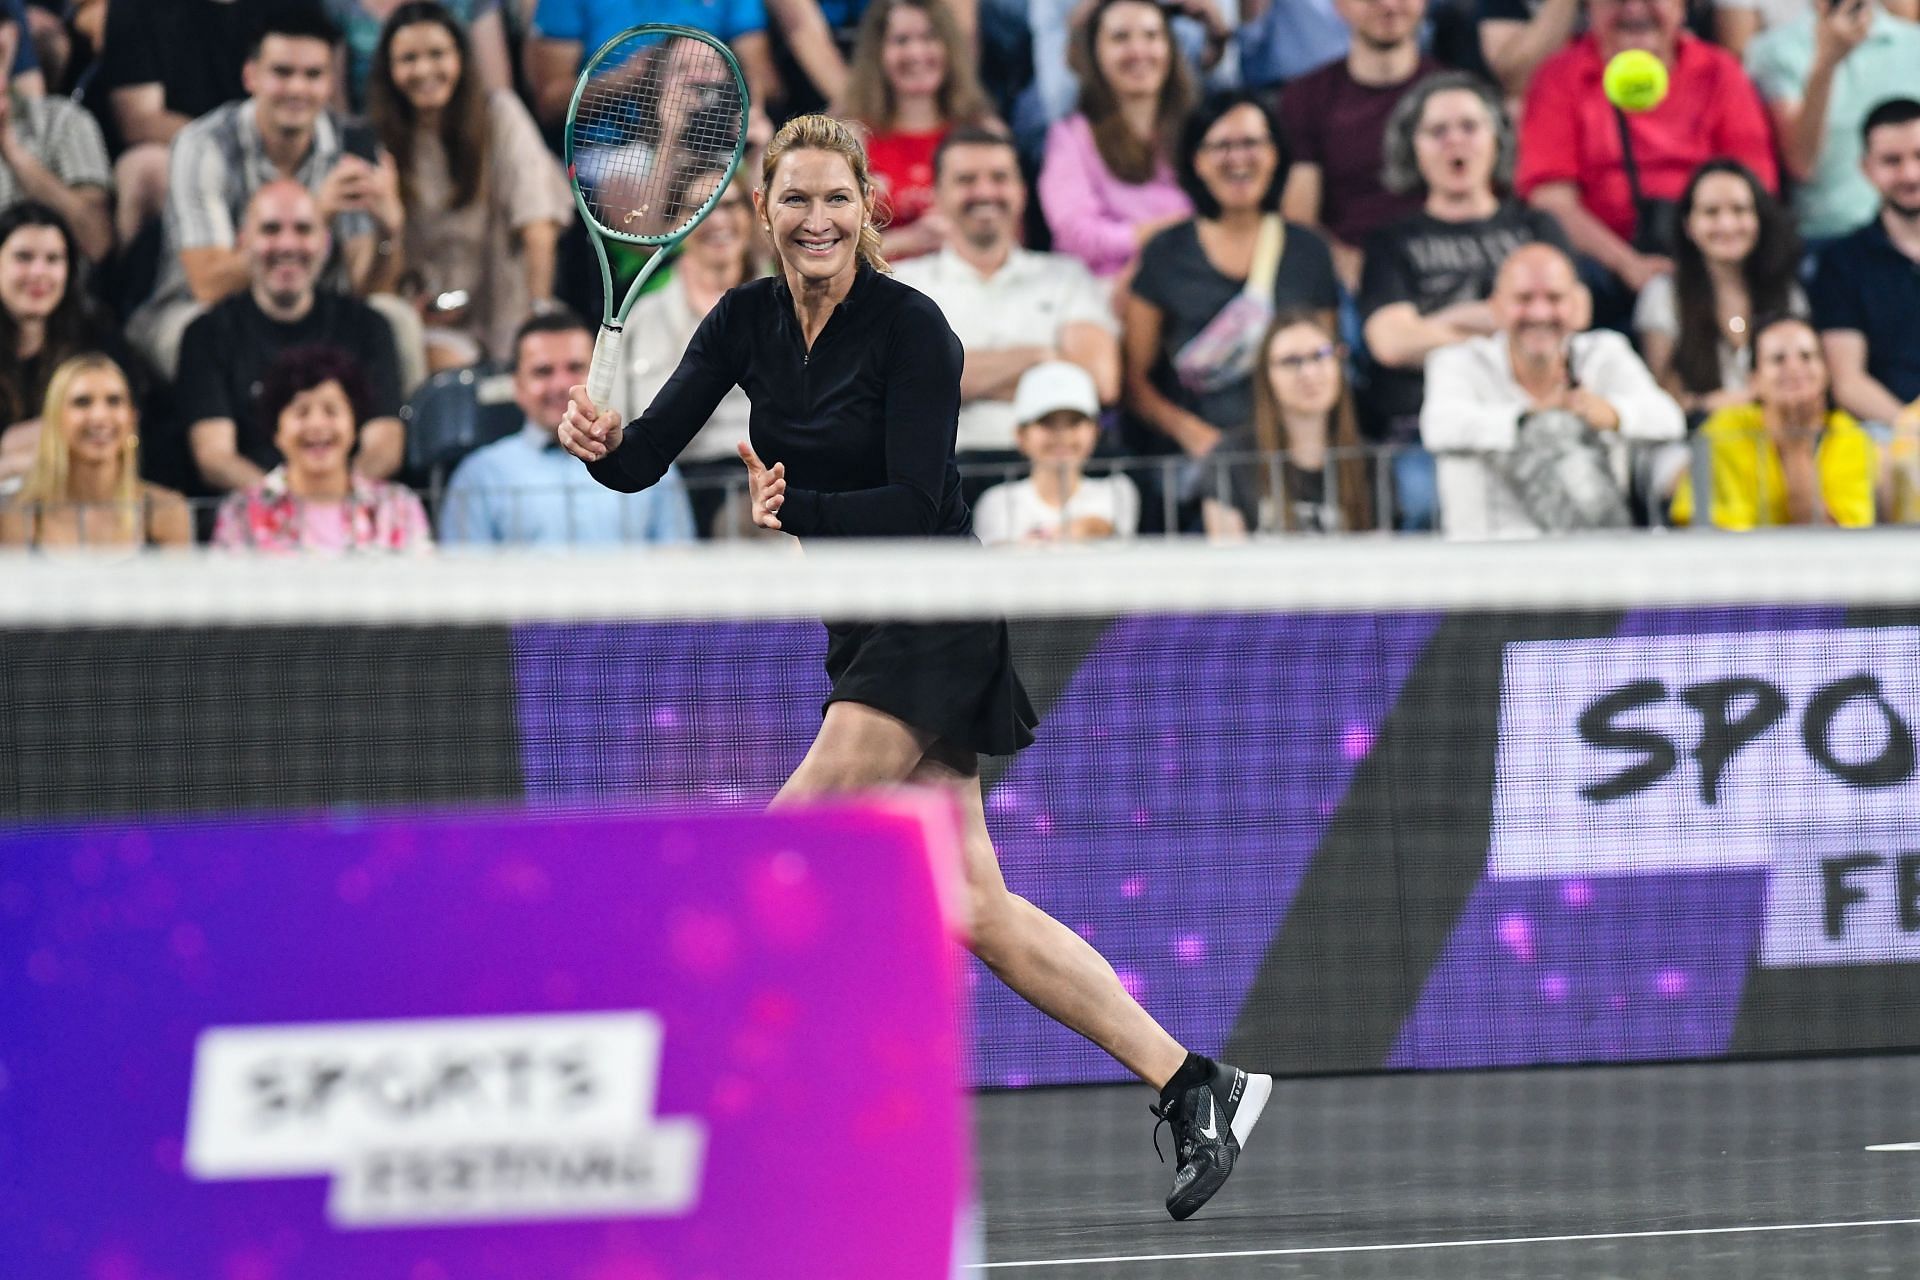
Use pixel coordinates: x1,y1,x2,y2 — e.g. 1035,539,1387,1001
1603,50,1669,113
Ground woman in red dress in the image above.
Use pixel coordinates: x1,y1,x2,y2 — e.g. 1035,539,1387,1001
834,0,997,261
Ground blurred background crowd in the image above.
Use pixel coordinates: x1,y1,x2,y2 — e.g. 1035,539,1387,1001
2,0,1918,551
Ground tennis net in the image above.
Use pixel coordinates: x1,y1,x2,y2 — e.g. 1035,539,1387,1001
6,534,1920,1277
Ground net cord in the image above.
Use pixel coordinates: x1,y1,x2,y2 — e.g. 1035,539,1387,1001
7,534,1920,626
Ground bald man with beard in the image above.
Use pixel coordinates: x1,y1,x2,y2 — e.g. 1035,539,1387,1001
1419,243,1683,538
175,180,405,497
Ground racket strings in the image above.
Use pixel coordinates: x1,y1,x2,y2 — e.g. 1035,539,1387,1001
571,34,746,242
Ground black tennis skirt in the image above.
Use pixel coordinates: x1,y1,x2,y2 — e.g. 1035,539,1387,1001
821,618,1038,756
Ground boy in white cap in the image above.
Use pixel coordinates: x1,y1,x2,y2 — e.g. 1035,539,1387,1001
972,362,1141,545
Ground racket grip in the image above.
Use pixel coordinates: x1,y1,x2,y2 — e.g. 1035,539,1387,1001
586,323,624,417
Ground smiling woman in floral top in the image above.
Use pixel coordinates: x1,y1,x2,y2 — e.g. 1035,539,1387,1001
213,345,432,552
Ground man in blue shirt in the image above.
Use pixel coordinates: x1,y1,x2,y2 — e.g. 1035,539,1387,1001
440,311,697,546
1812,97,1920,437
1747,0,1920,243
1240,0,1352,90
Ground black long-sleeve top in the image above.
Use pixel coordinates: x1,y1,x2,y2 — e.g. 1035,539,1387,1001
587,264,973,539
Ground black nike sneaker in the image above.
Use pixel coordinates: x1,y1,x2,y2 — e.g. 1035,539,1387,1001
1149,1061,1274,1221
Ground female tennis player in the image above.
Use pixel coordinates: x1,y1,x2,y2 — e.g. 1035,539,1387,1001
559,113,1270,1221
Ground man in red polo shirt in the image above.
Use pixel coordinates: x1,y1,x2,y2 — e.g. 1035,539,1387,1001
1515,0,1778,304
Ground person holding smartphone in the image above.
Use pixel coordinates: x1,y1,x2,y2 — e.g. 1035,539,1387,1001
1745,0,1920,246
1716,0,1917,59
128,2,408,380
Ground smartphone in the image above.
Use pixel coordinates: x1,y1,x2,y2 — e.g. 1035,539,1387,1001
339,121,380,164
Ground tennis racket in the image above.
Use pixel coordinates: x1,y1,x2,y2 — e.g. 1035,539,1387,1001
564,25,750,414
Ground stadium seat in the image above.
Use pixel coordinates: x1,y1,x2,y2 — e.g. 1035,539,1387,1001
399,362,521,494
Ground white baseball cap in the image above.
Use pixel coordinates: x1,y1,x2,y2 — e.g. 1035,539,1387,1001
1012,361,1100,426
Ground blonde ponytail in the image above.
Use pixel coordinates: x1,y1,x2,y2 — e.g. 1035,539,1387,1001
854,217,888,274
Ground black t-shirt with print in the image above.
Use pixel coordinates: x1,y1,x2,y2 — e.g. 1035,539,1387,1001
1359,201,1569,425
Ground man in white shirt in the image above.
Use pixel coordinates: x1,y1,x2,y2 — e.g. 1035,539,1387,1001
893,124,1120,501
1420,243,1684,538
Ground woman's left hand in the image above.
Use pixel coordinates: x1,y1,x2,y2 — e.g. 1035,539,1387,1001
1178,418,1223,457
738,442,786,530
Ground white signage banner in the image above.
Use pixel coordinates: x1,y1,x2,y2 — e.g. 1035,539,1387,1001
1759,821,1920,967
328,1123,708,1226
184,1011,705,1227
1489,627,1920,966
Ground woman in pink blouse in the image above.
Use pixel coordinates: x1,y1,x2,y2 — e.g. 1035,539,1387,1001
1038,0,1197,282
214,346,432,553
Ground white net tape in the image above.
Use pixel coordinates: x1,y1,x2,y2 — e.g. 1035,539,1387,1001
7,532,1920,626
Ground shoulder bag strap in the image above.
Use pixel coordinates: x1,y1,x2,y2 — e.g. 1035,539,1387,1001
1245,213,1286,301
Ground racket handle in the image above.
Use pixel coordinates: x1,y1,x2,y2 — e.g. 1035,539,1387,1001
587,323,624,417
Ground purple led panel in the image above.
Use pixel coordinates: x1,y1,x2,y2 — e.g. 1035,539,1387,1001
971,613,1439,1086
0,802,967,1278
1388,868,1771,1069
512,613,1440,1087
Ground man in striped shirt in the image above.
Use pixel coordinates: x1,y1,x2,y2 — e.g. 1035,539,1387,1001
0,6,112,263
127,2,407,380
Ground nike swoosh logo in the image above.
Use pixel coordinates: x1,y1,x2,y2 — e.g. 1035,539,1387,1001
1197,1093,1219,1141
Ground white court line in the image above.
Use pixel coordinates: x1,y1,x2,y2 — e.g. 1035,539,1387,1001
1867,1142,1920,1151
968,1217,1920,1270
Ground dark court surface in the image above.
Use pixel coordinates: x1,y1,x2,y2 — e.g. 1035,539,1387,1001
972,1055,1920,1278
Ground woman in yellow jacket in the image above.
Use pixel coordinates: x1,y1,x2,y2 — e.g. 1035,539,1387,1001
1671,315,1878,529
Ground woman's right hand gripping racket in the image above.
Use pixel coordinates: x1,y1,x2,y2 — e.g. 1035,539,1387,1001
565,25,750,419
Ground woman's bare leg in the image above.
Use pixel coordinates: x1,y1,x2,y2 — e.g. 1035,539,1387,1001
771,700,934,803
910,744,1188,1090
769,702,1187,1088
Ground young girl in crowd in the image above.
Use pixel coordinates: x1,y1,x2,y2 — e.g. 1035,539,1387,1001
973,361,1140,544
1671,315,1876,529
1250,310,1373,533
1635,159,1804,422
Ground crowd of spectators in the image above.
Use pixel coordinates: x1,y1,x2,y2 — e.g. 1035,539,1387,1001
2,0,1919,551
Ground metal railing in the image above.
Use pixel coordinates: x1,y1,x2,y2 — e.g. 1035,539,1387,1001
2,437,1898,549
